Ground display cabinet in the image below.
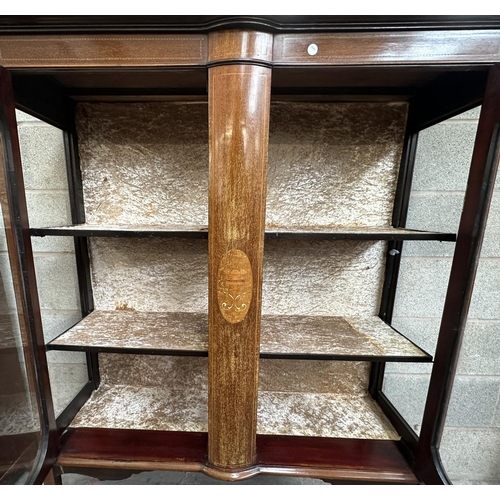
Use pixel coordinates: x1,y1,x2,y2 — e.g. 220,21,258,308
1,15,500,485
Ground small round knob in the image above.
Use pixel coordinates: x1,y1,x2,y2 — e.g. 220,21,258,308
389,249,400,256
307,43,318,56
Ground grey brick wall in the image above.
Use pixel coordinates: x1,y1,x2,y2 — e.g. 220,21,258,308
384,107,500,485
15,110,87,417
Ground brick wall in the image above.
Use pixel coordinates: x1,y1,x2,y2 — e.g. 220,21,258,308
384,107,500,484
16,110,87,416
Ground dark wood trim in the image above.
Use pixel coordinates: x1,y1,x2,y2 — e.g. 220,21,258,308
63,126,93,314
370,131,419,400
0,65,58,483
207,60,274,69
33,105,98,441
31,226,209,239
265,229,454,242
392,132,420,230
46,342,432,364
67,87,208,99
55,381,95,433
86,351,99,390
370,128,421,466
378,132,420,325
415,64,500,485
48,344,208,357
58,428,208,466
47,344,432,363
31,225,455,242
256,435,418,484
0,16,500,35
407,71,488,132
376,392,419,457
63,118,90,307
63,125,85,226
56,427,418,484
11,74,71,130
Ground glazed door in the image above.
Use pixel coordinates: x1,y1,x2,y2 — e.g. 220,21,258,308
0,66,55,484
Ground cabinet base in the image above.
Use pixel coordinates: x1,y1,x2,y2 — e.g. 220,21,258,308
57,428,418,484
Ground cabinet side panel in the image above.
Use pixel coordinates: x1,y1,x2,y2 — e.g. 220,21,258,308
208,65,271,468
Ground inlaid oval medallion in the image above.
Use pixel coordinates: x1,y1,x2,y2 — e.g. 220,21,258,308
217,249,253,324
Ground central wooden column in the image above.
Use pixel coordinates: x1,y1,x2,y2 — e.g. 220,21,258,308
207,31,273,469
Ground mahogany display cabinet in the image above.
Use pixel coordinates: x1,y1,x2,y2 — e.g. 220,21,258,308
1,16,500,485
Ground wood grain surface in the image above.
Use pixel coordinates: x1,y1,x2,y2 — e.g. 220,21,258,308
56,428,416,483
208,30,273,63
208,37,272,467
274,30,500,65
0,35,207,67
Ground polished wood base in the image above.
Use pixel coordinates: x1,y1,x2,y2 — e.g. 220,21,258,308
56,427,417,483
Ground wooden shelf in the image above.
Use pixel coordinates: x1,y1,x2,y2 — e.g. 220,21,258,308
264,226,455,242
49,311,208,356
31,223,455,242
30,224,209,239
261,315,431,362
68,356,398,441
48,310,431,362
69,382,398,440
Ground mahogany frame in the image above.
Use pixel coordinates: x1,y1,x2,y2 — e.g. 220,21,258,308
0,16,499,485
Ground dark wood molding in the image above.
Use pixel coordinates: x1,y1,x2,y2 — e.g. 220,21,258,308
12,74,71,130
55,382,95,433
1,16,500,35
56,427,418,484
256,435,418,484
57,428,208,466
30,224,455,241
408,71,488,132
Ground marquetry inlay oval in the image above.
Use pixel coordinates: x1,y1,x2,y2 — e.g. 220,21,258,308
217,249,253,324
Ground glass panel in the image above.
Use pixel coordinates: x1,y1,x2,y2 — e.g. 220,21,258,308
440,172,500,485
16,110,87,417
0,195,41,484
382,107,480,434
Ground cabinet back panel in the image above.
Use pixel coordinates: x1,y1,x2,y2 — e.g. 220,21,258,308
263,240,386,316
267,102,407,228
88,237,385,316
76,102,208,226
96,354,368,394
89,237,208,313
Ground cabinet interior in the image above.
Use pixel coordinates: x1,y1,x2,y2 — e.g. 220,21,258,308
2,19,498,484
35,96,439,439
